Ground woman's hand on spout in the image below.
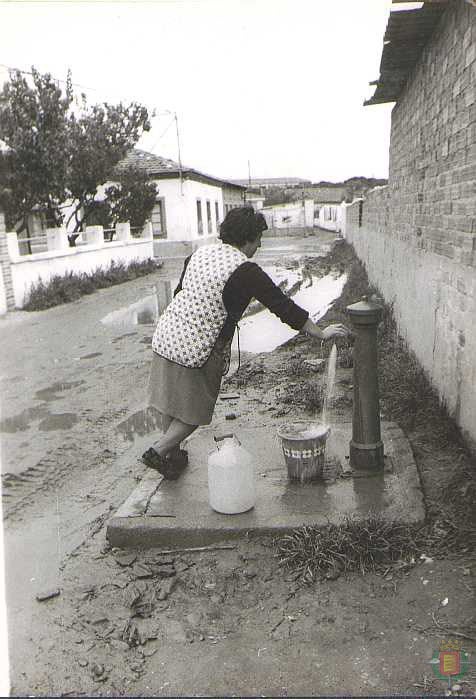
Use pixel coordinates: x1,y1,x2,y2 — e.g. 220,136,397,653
302,318,350,341
321,324,350,340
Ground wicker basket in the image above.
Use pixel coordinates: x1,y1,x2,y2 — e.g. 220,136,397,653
277,423,330,482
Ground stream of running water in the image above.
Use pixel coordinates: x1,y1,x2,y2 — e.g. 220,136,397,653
321,343,337,428
297,342,337,440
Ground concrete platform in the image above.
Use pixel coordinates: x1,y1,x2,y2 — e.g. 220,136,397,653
107,421,425,548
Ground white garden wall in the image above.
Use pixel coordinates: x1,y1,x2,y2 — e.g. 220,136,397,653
4,222,154,309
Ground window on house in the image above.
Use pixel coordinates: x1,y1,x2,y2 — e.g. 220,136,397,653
151,199,167,237
358,200,363,228
206,200,212,234
197,200,203,235
215,201,220,228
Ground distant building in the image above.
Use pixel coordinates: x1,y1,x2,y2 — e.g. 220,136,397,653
261,199,314,232
229,176,311,190
245,194,265,211
222,182,245,216
304,186,347,203
311,187,346,233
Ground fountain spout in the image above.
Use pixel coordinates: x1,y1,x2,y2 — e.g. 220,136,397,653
346,297,384,471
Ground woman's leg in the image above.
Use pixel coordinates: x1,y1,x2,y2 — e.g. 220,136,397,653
152,417,198,458
161,413,173,433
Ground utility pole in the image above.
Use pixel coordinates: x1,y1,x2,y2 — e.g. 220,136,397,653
175,112,183,195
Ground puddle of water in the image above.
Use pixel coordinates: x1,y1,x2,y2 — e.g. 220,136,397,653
101,279,178,329
234,272,347,354
38,413,79,431
111,332,138,344
81,352,103,360
1,382,85,433
35,380,85,402
263,265,302,289
1,375,24,385
0,406,49,433
116,407,163,441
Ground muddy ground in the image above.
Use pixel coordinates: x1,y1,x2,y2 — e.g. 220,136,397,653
1,235,475,696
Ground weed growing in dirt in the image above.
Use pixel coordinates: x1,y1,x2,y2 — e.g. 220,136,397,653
277,514,426,581
281,381,323,412
24,258,161,310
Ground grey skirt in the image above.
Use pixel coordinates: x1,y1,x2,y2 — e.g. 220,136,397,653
148,341,227,426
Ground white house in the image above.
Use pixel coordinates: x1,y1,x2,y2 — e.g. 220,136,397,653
116,150,246,257
7,148,247,259
312,188,346,233
261,199,314,232
245,194,265,211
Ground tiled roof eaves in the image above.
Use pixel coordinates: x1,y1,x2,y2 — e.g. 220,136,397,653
365,2,449,106
148,167,246,190
116,150,245,190
185,169,246,190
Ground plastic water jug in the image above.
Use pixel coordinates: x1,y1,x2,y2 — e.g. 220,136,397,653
208,434,255,514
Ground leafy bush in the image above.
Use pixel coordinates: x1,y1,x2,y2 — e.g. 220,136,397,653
23,258,160,311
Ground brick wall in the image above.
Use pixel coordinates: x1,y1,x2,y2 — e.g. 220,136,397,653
345,1,476,447
0,212,15,311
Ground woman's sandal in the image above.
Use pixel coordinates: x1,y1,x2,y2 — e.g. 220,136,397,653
141,447,166,470
141,447,188,480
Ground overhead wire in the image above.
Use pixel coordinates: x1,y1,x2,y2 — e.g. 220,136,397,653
147,115,177,152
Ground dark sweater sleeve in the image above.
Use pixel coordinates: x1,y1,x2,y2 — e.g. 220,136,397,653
222,261,309,330
174,255,192,296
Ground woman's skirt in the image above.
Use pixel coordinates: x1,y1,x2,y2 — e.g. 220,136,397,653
148,341,226,426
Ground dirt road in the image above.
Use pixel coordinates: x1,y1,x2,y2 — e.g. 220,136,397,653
1,234,474,696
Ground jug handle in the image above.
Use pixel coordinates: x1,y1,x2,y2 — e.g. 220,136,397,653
213,433,241,449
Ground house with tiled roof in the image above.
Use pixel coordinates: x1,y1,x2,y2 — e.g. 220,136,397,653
115,150,246,256
311,186,347,233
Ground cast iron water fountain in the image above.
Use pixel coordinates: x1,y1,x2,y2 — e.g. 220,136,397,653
346,297,384,472
278,295,385,481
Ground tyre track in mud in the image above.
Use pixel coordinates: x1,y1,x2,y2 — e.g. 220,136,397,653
1,406,130,520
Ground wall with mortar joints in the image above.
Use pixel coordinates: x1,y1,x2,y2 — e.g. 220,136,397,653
345,184,476,450
344,1,476,446
389,1,476,264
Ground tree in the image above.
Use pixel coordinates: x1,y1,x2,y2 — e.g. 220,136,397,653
263,187,297,207
104,167,158,230
0,68,73,231
66,100,151,231
0,67,152,233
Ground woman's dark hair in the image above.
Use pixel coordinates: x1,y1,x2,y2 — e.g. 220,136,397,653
219,207,268,247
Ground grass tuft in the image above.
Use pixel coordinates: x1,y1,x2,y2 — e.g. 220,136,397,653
23,258,161,311
277,514,426,581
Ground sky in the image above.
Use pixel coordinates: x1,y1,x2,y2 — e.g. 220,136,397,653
0,0,415,183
